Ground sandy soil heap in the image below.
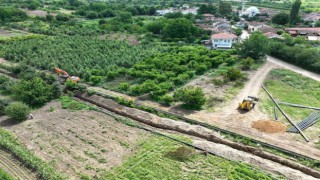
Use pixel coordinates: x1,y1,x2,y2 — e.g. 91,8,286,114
252,120,287,133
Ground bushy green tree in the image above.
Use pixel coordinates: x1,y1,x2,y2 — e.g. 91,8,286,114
219,2,232,16
163,18,198,39
289,0,301,25
237,31,269,60
197,4,217,15
5,102,30,122
240,57,254,70
224,68,243,81
173,87,206,109
12,77,53,107
272,12,289,25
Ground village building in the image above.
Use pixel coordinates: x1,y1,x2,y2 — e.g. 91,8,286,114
211,33,237,49
284,28,320,37
240,6,260,17
303,12,320,23
307,36,320,41
203,13,214,21
248,21,269,32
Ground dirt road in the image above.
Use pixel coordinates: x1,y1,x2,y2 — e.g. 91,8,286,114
0,149,37,180
222,61,278,112
267,56,320,82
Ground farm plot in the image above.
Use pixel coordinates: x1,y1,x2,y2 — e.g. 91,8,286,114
102,46,237,102
102,135,278,180
259,69,320,146
0,36,166,76
0,100,151,179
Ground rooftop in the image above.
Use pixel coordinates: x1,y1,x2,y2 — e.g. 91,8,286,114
211,33,237,39
248,21,267,26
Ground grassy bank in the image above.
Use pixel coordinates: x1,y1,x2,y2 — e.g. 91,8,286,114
102,135,280,180
0,168,13,180
259,69,320,122
259,69,320,154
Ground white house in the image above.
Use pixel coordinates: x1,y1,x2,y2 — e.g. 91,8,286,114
240,6,260,17
211,33,237,49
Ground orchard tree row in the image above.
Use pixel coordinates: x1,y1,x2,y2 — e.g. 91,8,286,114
0,36,167,77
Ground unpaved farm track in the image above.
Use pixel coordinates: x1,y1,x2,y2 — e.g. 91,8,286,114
0,149,37,180
267,56,320,82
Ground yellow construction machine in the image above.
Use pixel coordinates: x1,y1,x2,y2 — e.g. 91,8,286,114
238,96,259,111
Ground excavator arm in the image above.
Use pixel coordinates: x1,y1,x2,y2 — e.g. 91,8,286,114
54,67,80,83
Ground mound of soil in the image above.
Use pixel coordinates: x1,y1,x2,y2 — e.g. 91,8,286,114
252,120,287,133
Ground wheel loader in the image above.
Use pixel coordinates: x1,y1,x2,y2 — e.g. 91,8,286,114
238,96,259,111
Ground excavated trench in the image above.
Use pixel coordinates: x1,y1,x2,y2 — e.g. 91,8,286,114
75,92,320,179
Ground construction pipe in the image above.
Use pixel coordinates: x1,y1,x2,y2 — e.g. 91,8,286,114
278,102,320,111
262,86,309,142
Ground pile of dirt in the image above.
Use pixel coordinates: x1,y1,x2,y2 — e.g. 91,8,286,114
252,120,287,133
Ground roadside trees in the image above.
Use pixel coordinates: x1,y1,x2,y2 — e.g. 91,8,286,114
237,31,270,60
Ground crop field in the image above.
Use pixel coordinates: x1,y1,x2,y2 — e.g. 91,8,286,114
0,99,151,179
259,69,320,145
102,46,238,101
0,36,166,76
103,135,277,180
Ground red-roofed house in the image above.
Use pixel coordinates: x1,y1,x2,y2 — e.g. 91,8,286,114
211,33,237,49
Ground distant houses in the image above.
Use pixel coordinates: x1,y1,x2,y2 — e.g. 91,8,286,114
156,5,198,16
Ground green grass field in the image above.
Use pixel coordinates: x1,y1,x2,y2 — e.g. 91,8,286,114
102,135,280,180
259,69,320,141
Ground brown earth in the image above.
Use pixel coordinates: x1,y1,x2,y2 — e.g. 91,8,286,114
20,9,56,17
252,120,287,133
0,101,150,179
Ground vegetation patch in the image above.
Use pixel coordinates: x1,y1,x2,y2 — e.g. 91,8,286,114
104,46,236,104
0,168,13,180
59,96,95,111
102,135,277,179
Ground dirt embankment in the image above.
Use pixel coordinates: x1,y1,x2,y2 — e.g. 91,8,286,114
76,93,320,179
0,101,150,179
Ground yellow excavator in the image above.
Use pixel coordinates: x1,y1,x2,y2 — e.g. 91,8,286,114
238,96,259,111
